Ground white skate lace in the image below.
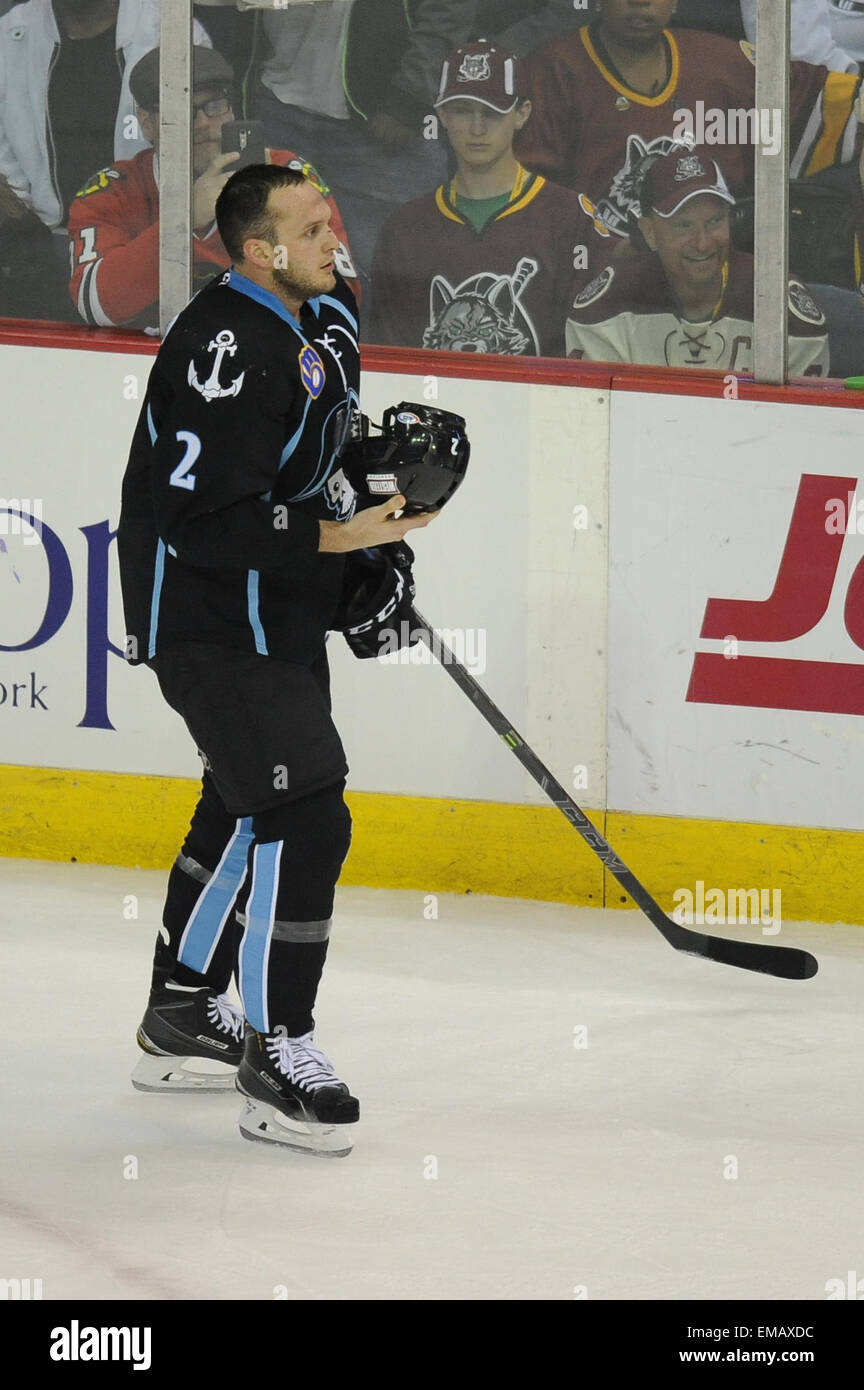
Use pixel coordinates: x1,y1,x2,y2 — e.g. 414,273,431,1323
207,994,244,1043
266,1032,342,1092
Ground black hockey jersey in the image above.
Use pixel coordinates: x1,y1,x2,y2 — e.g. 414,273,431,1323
118,269,361,668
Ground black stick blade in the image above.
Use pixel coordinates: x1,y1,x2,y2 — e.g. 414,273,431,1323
639,882,820,980
672,924,819,980
412,608,820,983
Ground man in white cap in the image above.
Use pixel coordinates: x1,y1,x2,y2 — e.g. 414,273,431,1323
565,146,830,377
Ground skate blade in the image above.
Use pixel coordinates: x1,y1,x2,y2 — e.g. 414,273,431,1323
237,1095,353,1157
132,1050,238,1093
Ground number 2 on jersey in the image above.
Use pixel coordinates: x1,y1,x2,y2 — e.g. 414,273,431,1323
169,431,201,490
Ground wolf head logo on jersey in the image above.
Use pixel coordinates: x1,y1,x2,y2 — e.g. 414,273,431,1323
423,259,539,355
594,133,689,237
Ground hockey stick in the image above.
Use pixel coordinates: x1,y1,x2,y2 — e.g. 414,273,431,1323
411,608,818,981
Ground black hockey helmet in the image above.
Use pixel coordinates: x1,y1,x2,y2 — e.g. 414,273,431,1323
340,402,470,515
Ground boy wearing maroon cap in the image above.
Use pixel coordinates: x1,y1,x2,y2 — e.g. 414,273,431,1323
565,147,830,376
369,38,592,357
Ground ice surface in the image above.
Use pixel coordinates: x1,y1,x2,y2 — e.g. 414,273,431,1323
1,857,862,1301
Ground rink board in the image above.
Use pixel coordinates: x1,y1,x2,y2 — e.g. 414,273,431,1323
2,335,864,920
607,390,864,833
0,342,608,907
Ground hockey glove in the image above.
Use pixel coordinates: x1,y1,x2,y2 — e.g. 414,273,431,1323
331,544,419,660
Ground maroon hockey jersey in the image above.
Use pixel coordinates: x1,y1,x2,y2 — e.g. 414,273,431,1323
518,26,862,239
369,166,590,357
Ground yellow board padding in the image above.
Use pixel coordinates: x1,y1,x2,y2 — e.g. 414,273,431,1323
0,763,604,906
1,763,862,924
0,765,201,868
604,812,864,926
343,790,604,905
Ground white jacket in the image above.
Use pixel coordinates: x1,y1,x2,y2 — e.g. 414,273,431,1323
0,0,210,227
740,0,858,74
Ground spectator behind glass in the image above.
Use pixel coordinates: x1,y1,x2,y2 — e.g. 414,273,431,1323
828,0,864,70
517,0,862,242
670,0,858,69
741,0,859,73
0,165,61,317
0,0,211,321
0,0,212,228
565,147,829,377
67,44,359,329
243,0,471,288
370,38,592,357
466,0,585,55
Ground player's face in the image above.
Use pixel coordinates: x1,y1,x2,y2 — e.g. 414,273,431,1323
257,180,340,310
596,0,676,49
438,99,531,172
643,197,731,296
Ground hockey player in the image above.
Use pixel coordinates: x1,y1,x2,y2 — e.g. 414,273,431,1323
369,39,591,356
118,161,438,1156
517,0,863,243
565,147,829,376
67,46,359,329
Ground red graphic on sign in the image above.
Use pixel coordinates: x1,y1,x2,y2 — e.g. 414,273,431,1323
686,473,864,714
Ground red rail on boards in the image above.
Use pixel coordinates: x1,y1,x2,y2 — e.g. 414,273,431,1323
1,318,863,410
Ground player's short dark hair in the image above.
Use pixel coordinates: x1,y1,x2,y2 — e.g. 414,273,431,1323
216,163,306,263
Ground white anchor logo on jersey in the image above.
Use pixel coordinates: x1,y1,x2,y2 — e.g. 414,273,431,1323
188,329,246,401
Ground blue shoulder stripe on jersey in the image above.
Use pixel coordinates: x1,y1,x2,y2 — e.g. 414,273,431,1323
226,269,306,338
247,570,268,655
314,294,358,336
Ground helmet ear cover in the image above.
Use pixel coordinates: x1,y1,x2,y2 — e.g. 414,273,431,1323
339,402,470,514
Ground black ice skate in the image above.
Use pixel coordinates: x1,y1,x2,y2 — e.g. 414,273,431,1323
132,981,245,1093
236,1028,359,1157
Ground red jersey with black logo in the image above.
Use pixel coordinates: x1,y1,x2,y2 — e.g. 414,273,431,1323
68,148,359,329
